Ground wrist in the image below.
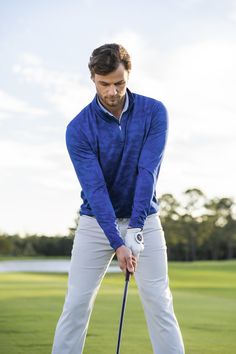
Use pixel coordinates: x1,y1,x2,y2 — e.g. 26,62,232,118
113,238,125,252
115,244,126,254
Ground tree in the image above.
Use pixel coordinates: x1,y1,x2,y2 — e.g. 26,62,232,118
204,197,236,259
181,188,207,260
0,235,13,254
159,193,186,260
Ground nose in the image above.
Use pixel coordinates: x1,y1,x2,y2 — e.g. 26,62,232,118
107,85,117,96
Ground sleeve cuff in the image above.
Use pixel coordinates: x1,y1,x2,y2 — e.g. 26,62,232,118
112,237,125,251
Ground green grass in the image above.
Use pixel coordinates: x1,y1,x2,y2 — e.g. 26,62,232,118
0,261,236,354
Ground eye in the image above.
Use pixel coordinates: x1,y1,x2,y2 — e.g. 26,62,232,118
115,81,125,86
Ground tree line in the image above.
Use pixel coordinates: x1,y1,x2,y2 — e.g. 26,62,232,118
0,188,235,261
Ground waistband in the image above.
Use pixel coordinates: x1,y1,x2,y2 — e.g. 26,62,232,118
80,213,158,223
116,213,158,223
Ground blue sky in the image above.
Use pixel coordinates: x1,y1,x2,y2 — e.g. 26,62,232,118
0,0,236,235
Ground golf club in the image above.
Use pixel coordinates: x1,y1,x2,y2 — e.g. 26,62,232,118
116,269,131,354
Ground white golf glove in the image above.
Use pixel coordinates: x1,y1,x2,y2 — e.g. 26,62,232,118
125,228,144,257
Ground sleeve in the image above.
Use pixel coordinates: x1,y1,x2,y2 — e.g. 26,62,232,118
66,123,124,250
128,101,168,229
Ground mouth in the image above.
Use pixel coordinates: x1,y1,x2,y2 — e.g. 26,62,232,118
107,95,120,102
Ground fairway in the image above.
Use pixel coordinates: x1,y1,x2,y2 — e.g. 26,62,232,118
0,261,236,354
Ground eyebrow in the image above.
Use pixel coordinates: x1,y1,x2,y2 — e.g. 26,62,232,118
99,79,125,85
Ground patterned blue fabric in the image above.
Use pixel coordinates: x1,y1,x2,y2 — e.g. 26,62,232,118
66,89,168,250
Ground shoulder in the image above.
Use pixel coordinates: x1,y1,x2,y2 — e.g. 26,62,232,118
131,92,167,124
66,97,99,141
132,92,167,112
67,104,90,132
65,97,99,148
65,104,93,149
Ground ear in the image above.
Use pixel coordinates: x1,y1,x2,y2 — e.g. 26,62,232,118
91,75,95,83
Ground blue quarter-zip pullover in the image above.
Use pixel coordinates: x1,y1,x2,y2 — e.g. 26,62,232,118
66,89,168,250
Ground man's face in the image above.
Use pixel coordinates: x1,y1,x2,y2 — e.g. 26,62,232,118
92,63,129,111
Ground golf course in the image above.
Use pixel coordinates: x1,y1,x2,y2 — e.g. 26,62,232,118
0,260,236,354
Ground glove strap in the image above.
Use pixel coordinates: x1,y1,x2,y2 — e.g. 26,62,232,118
135,231,143,244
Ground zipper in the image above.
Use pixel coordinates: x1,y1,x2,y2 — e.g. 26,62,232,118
118,114,123,131
118,114,125,141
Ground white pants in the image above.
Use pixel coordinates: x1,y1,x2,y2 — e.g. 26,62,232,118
52,214,185,354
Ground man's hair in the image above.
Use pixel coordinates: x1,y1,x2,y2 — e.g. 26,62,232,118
88,43,131,77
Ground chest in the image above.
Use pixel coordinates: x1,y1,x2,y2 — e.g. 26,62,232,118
95,113,147,159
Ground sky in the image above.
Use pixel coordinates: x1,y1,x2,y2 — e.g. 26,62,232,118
0,0,236,236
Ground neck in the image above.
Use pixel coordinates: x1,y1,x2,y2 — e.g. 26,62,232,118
98,95,126,119
109,107,123,119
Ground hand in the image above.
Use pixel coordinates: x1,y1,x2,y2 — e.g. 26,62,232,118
125,228,144,257
115,245,137,274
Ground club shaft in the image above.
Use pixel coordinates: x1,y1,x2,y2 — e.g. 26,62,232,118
116,270,130,354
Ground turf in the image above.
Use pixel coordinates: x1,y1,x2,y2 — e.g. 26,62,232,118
0,261,236,354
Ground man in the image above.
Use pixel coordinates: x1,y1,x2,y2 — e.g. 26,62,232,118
52,43,185,354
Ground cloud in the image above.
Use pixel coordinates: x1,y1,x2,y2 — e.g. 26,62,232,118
0,89,48,117
0,139,66,170
105,31,236,131
159,39,236,164
0,136,80,235
0,138,79,216
13,53,93,118
2,28,235,236
178,0,205,9
105,30,236,198
228,0,236,21
11,36,236,179
0,140,46,173
0,112,11,120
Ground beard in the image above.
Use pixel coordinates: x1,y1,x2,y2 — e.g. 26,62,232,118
99,94,125,109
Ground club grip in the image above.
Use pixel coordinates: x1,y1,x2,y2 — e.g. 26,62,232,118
126,269,131,281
